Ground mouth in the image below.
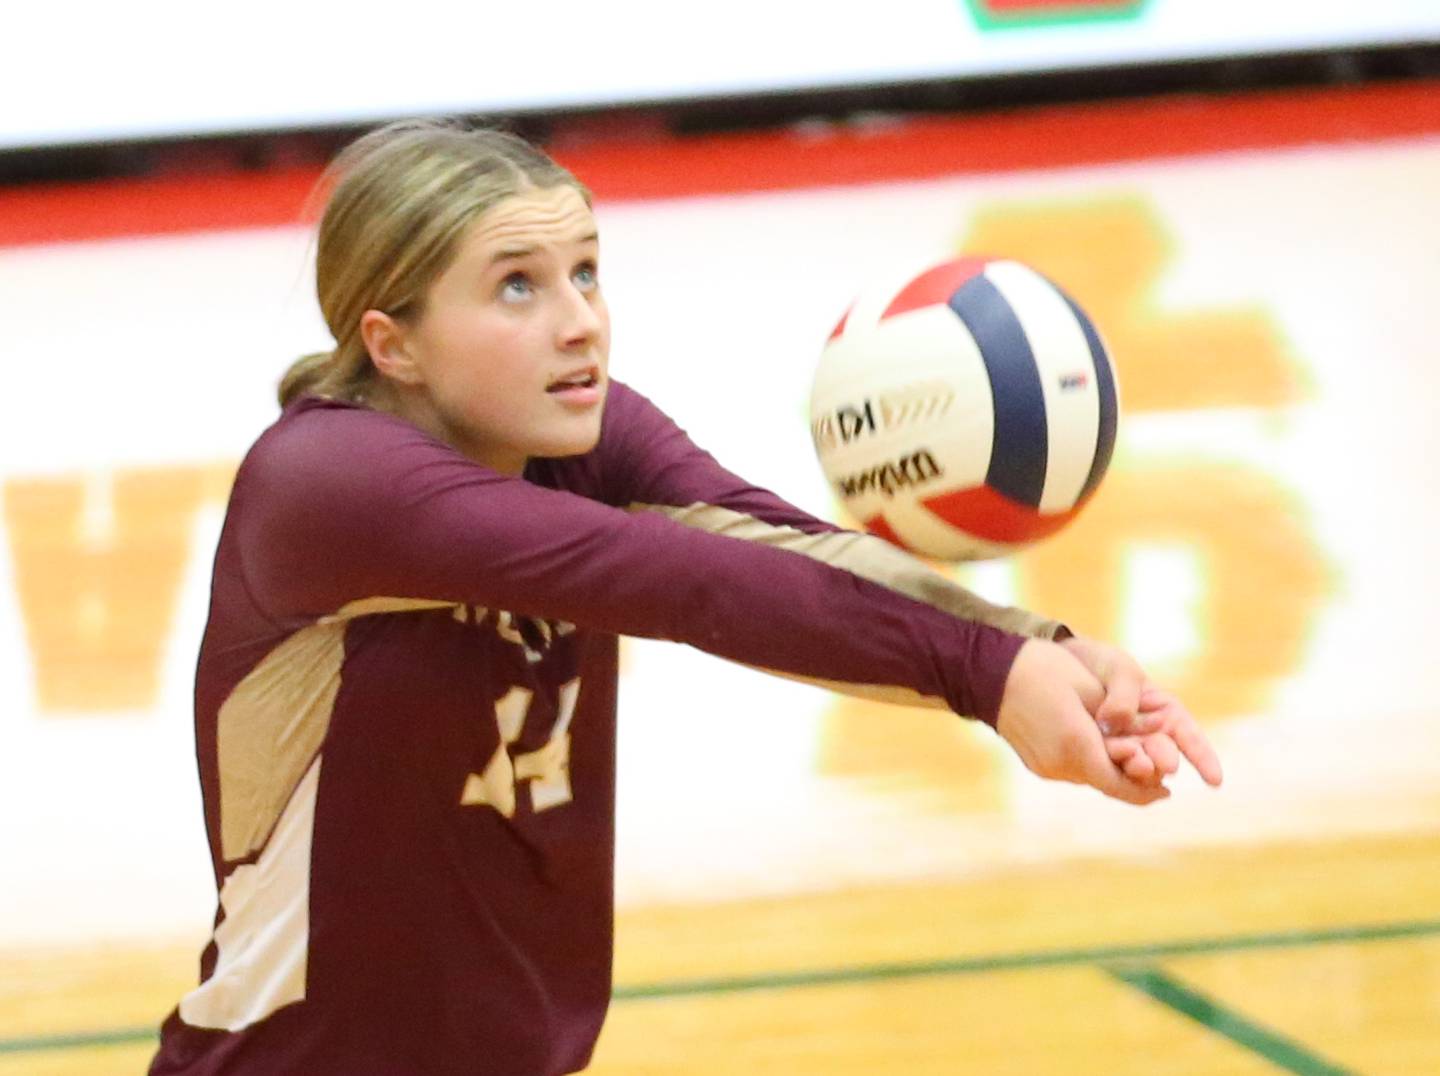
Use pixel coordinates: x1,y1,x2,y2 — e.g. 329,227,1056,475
546,366,602,395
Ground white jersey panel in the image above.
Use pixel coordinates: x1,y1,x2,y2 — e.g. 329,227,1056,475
179,758,320,1031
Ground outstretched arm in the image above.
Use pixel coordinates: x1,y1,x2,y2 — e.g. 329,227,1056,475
245,398,1027,724
592,381,1068,640
592,383,1221,801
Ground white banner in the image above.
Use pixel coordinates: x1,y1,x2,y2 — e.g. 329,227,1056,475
3,0,1437,149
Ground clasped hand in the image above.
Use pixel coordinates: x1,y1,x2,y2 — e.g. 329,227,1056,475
996,635,1224,805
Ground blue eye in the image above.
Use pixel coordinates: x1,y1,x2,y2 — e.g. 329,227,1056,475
500,273,532,300
573,262,599,290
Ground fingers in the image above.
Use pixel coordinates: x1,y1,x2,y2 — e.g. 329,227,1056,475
1080,737,1170,805
1061,701,1167,805
1060,637,1161,736
1105,735,1141,766
1141,689,1224,787
1172,718,1224,787
1139,733,1181,779
1105,736,1159,784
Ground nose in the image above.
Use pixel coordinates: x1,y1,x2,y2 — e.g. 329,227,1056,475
556,281,604,350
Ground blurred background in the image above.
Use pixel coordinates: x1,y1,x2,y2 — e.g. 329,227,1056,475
3,2,1440,1072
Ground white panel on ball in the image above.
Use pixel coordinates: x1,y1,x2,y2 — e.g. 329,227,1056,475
811,303,993,533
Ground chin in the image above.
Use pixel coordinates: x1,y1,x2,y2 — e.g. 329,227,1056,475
536,421,604,460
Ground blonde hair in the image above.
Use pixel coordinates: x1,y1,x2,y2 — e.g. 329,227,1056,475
278,119,589,408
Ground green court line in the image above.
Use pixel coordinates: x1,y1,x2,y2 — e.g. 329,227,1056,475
0,1026,154,1055
1108,965,1355,1075
5,917,1438,1057
611,916,1440,1000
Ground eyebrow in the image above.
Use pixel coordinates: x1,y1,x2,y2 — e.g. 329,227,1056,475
487,233,600,267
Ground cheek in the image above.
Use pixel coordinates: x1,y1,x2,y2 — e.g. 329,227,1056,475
427,316,524,385
595,302,613,357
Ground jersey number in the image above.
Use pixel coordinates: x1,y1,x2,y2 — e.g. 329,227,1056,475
460,678,580,817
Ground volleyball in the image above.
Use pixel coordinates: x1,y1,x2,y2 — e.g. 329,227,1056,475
809,256,1118,561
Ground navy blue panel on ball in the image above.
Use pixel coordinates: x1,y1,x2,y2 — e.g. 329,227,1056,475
949,276,1048,508
1064,293,1117,502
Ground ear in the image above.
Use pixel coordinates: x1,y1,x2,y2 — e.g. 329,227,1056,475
360,309,426,386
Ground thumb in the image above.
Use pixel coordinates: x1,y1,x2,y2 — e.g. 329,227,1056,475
1060,636,1142,732
1095,661,1142,736
1095,650,1170,737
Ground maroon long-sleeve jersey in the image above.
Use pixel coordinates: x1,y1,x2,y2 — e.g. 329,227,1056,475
150,382,1060,1075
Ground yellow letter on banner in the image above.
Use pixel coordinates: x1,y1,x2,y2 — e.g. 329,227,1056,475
963,196,1305,413
1013,463,1332,720
4,463,234,713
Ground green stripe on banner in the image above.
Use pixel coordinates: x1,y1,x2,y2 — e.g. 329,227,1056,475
5,917,1437,1057
963,0,1151,32
1108,965,1355,1075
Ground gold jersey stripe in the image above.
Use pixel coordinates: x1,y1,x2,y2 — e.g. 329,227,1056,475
630,501,1065,642
217,596,460,862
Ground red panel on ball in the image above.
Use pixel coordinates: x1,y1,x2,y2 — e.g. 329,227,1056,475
863,513,906,549
921,485,1083,544
880,257,990,320
828,304,852,342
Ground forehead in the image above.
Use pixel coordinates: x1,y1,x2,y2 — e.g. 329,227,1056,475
463,185,596,254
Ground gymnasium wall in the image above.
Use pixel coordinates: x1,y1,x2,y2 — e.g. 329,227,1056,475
3,82,1439,951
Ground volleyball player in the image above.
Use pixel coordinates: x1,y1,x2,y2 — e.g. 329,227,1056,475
148,120,1221,1076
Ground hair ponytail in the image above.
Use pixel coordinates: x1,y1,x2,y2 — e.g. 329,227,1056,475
277,351,339,408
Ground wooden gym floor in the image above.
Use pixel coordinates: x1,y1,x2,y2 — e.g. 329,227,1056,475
6,833,1440,1073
